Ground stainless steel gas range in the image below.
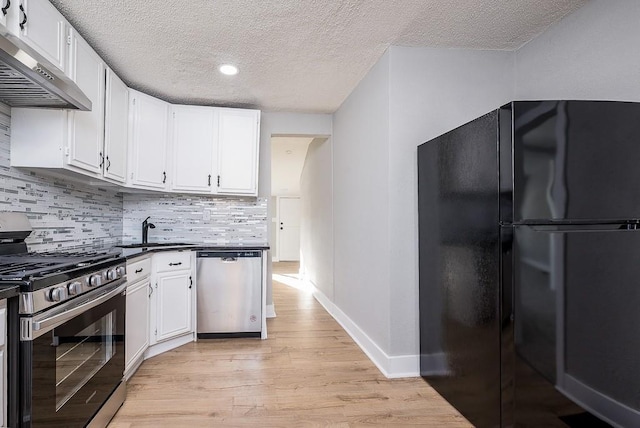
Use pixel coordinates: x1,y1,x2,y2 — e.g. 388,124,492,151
0,213,126,427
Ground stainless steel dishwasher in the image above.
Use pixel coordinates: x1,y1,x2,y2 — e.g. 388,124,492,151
196,250,262,338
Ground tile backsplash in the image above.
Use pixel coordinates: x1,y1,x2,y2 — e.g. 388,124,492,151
123,194,268,245
0,112,124,252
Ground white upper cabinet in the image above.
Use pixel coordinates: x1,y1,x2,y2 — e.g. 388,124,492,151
0,0,9,29
10,28,105,179
11,0,68,75
216,108,260,195
128,90,169,190
66,28,104,174
170,105,216,193
104,68,128,183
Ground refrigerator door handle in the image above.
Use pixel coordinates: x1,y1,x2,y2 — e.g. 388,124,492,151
525,222,639,232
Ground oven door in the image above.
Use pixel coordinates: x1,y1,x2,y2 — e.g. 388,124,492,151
20,280,126,428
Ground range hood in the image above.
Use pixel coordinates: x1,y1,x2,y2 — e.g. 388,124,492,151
0,34,91,111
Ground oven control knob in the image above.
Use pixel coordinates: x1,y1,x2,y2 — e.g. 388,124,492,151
49,287,66,302
67,281,82,295
89,274,102,287
116,266,126,277
107,269,117,281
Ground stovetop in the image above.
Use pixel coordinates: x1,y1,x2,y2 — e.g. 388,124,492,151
0,251,122,292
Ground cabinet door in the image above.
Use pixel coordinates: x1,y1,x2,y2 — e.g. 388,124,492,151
171,105,216,193
216,108,260,195
104,68,128,183
0,0,9,30
66,29,104,174
129,90,169,189
155,270,192,342
125,279,150,371
15,0,67,74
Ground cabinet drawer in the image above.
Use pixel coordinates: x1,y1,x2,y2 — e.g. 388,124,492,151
127,257,151,283
153,251,192,273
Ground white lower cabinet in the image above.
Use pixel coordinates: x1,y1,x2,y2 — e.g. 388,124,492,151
124,257,151,380
152,270,193,343
149,251,195,347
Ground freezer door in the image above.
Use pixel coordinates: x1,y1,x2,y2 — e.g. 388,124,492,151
196,254,262,334
511,100,640,223
512,225,640,427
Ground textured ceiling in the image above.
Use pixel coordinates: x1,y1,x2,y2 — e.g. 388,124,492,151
50,0,587,113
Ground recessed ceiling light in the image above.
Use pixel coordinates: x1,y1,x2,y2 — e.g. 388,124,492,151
219,64,238,76
286,150,293,154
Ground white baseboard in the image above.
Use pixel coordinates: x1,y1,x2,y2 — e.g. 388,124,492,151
266,304,276,318
307,279,419,379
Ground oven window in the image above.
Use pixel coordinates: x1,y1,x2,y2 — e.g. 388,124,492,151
55,310,117,411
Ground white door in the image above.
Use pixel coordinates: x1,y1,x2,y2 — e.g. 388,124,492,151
155,271,192,342
129,90,169,190
15,0,67,74
66,29,104,174
104,68,128,183
125,279,150,371
278,197,301,261
171,105,216,193
216,108,260,195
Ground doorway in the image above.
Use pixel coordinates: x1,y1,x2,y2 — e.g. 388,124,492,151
270,136,313,262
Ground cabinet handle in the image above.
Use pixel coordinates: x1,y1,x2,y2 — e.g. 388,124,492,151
217,175,220,187
99,152,104,168
106,156,111,171
208,174,211,186
19,4,26,30
2,0,10,16
148,283,153,297
135,268,143,274
168,262,182,266
189,276,192,289
162,171,166,184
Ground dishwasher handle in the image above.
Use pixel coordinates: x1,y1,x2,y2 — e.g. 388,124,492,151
197,251,262,258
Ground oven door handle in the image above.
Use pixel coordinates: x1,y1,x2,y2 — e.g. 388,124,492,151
24,281,127,340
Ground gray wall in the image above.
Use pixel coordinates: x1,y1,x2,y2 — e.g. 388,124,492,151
386,46,514,355
515,0,640,102
333,50,392,351
299,137,333,300
0,112,123,252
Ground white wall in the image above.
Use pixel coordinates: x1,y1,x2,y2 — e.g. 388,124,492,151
332,51,392,353
515,0,640,102
299,137,333,300
327,47,513,376
387,46,514,356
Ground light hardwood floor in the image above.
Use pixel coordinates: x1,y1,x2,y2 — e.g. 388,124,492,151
108,262,471,427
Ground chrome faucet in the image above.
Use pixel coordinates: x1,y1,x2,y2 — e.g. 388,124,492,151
142,216,156,244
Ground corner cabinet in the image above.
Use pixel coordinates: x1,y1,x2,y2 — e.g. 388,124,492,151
149,251,194,347
216,108,260,195
128,90,170,190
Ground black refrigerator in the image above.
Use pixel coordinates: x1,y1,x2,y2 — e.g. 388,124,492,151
418,100,640,428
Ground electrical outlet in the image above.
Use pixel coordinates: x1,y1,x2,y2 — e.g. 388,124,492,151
203,210,211,221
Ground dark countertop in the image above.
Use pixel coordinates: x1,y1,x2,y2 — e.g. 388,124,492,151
116,244,270,261
0,285,21,300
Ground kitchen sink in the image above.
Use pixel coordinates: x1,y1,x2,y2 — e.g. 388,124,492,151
116,243,193,249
